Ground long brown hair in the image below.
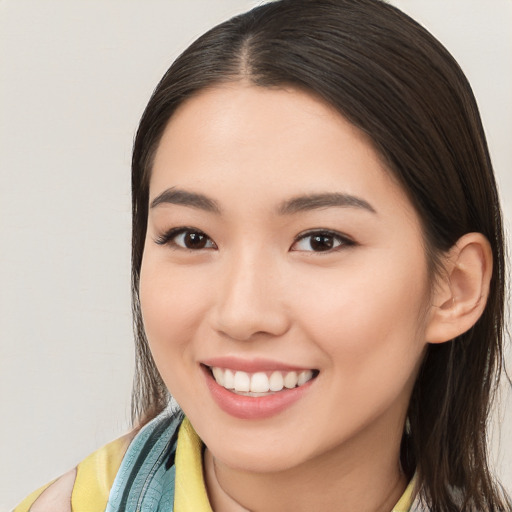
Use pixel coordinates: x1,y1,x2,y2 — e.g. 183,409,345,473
130,1,510,509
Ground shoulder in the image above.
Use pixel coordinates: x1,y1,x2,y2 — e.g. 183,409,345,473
12,431,135,512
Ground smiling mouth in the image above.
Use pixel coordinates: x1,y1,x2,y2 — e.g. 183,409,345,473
205,365,319,396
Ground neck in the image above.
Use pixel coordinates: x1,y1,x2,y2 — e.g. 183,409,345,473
204,418,408,512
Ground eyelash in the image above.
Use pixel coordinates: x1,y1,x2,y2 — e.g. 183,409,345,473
292,229,355,252
154,227,355,253
154,227,217,250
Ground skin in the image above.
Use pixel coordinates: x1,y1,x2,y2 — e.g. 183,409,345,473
139,83,488,511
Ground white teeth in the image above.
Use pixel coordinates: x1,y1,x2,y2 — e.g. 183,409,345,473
223,369,235,389
284,371,298,389
269,371,284,391
298,370,313,386
210,367,315,394
234,371,250,392
250,372,269,393
212,367,224,386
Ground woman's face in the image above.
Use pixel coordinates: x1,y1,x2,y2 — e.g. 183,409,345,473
140,83,432,473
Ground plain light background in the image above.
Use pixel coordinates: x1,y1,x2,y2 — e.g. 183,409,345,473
1,0,511,509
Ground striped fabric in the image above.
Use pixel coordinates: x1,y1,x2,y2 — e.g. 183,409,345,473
105,408,183,512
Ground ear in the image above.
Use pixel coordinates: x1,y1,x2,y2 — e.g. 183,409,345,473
425,232,493,344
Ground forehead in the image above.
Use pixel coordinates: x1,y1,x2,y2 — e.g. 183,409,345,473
150,83,415,223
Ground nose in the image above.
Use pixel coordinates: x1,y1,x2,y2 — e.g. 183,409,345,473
210,249,291,342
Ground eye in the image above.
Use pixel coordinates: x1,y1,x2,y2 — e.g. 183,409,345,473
155,227,216,250
291,230,353,252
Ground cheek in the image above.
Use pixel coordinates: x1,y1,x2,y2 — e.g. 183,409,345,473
139,253,207,367
138,255,218,413
297,269,428,436
294,249,429,384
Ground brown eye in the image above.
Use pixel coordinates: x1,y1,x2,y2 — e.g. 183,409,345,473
309,234,336,251
182,231,209,249
156,228,216,250
291,230,353,252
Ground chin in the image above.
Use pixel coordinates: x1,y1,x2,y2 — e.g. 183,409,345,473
210,440,309,474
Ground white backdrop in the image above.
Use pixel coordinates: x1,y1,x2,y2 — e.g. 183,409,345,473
1,0,511,509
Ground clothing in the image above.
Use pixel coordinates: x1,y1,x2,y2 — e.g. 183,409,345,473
13,409,421,511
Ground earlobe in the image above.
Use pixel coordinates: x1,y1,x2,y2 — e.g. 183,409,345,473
425,233,493,344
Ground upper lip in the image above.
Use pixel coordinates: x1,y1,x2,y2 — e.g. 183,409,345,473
201,356,315,373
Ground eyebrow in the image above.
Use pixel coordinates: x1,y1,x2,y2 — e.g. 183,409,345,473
277,193,376,215
150,188,376,216
150,188,221,213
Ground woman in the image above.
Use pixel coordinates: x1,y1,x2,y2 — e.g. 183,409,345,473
14,0,511,510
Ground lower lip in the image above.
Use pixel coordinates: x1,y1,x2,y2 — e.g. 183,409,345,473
202,366,315,420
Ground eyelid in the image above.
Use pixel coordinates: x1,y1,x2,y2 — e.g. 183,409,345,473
291,229,355,252
154,226,217,249
153,226,353,252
